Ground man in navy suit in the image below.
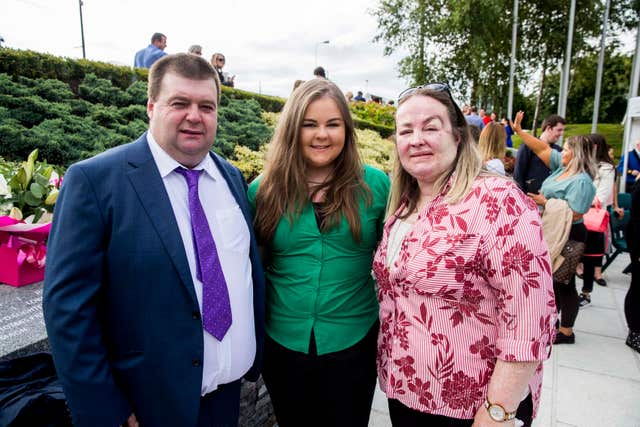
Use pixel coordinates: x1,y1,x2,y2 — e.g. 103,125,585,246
43,53,265,427
134,32,168,68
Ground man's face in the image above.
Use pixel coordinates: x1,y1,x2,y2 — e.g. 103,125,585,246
155,37,167,50
147,72,218,168
546,123,565,143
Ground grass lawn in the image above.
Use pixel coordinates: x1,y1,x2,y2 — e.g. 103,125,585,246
512,123,624,160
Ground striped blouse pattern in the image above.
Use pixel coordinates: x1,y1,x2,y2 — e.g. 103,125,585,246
373,176,557,420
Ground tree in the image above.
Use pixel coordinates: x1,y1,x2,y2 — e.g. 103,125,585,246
371,0,513,106
538,50,631,123
371,0,637,122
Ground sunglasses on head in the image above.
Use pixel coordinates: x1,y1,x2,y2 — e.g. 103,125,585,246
397,83,451,103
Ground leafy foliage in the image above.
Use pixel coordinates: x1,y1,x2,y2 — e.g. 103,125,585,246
349,102,396,128
0,150,63,222
371,0,637,110
0,72,274,167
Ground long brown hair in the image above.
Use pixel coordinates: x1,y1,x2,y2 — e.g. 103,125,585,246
253,79,370,243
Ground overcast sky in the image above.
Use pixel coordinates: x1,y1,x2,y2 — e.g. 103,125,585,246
2,0,410,100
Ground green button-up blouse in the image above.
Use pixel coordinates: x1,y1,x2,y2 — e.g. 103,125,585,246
248,165,390,355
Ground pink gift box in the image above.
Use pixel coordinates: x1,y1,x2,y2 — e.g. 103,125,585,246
0,216,51,287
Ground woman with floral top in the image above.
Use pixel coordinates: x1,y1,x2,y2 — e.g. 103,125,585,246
248,79,390,426
513,111,596,346
373,85,556,427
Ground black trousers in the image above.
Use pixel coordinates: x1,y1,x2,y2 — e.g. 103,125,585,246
626,253,640,332
196,380,241,427
388,394,533,427
581,230,605,293
555,223,587,328
262,321,378,427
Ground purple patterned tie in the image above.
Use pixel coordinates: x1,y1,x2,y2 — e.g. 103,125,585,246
175,167,232,341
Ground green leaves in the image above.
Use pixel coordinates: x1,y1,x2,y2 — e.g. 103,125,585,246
0,149,63,222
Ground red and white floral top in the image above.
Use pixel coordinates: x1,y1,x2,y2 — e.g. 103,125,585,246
373,176,557,420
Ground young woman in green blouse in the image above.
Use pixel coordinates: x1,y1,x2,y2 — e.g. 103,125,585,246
248,79,390,426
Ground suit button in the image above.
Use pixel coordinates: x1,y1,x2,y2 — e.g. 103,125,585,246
192,311,200,320
192,359,201,367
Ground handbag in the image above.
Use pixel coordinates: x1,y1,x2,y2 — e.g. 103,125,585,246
553,239,586,284
583,199,609,233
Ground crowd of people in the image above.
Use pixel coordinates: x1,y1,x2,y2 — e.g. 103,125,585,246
134,33,235,88
40,45,639,427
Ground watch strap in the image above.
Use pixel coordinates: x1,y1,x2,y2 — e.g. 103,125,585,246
484,398,517,422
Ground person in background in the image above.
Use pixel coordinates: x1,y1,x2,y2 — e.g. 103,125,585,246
478,121,507,175
501,117,514,148
625,183,640,353
134,32,167,69
464,105,484,129
345,91,354,102
313,66,327,79
211,53,235,87
513,111,596,345
354,91,366,102
617,139,640,193
468,124,482,144
480,108,491,126
249,78,390,426
578,135,616,306
513,114,565,195
374,84,555,427
43,54,265,427
188,44,203,56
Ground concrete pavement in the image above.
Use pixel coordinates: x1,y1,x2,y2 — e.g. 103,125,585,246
368,254,640,427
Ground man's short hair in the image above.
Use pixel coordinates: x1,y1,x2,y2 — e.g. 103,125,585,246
151,32,166,44
541,114,566,132
313,66,326,78
188,44,202,55
148,53,219,102
470,105,478,113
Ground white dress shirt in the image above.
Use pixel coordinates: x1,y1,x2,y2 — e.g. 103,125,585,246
147,133,255,395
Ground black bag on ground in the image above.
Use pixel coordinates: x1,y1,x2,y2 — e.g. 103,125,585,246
0,352,71,427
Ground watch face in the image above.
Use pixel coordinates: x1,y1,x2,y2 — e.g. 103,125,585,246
489,404,506,421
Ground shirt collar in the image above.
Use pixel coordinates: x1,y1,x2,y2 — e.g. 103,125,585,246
146,131,219,181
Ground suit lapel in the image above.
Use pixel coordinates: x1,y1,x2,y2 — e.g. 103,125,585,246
125,136,198,305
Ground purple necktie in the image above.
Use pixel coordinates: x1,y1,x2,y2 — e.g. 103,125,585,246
175,168,232,341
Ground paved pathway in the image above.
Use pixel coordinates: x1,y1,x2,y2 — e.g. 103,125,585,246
369,255,640,427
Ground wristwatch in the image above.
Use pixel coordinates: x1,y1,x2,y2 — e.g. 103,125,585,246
484,398,517,422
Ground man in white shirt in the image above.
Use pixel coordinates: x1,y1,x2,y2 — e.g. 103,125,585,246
43,53,265,427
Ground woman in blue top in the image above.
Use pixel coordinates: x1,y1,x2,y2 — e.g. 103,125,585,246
513,111,596,345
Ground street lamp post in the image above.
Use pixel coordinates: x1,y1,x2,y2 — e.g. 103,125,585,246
315,40,329,67
78,0,86,59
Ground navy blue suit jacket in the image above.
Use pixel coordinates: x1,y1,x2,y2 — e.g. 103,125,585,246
43,134,265,427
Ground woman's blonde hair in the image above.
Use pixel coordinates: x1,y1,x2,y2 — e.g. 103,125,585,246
478,121,506,162
253,79,370,242
388,88,484,219
564,135,597,179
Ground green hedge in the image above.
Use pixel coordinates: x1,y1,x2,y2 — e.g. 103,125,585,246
0,48,286,112
0,72,272,166
353,117,394,138
0,48,147,92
